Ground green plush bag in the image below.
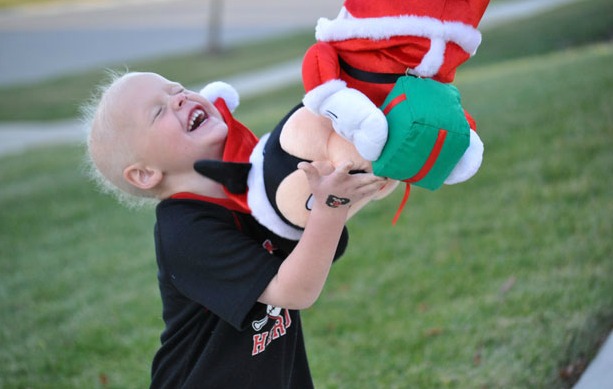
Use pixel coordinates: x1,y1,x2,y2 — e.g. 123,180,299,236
373,76,470,191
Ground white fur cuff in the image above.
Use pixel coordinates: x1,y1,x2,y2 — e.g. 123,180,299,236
302,79,347,113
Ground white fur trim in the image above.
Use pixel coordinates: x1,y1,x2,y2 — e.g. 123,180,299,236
199,81,240,112
302,79,347,113
247,133,304,240
444,21,483,56
315,9,482,55
315,10,481,78
408,37,446,78
444,129,484,185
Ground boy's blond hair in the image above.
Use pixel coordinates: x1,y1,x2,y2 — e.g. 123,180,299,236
82,71,157,208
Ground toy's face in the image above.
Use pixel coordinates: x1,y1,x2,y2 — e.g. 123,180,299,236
274,107,396,228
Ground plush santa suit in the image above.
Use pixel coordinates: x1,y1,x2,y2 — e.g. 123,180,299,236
197,0,491,240
302,0,489,162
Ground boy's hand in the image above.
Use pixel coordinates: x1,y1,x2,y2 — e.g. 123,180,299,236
298,160,387,210
260,160,387,310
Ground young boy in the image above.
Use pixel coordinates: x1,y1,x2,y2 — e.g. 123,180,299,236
85,71,387,388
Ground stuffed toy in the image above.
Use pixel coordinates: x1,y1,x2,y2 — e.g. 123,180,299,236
197,0,491,240
196,82,397,241
302,0,489,166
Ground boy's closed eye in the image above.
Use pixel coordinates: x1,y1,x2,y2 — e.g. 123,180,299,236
152,106,164,124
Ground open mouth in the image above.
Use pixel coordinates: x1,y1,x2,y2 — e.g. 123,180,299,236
188,108,208,132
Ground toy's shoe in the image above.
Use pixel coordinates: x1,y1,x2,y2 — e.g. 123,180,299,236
304,80,388,161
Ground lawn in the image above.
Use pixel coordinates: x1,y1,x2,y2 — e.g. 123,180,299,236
306,41,613,388
1,0,612,387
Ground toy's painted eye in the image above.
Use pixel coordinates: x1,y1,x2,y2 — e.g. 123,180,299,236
305,194,314,211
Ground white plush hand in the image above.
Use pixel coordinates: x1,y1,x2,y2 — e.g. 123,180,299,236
444,129,484,185
318,88,388,161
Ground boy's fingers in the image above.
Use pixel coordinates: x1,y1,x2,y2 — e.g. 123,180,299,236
301,161,341,177
335,161,354,174
297,161,317,177
312,161,335,176
358,178,387,191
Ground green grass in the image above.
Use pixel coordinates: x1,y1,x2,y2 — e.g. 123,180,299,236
3,41,611,389
306,41,613,388
468,0,613,68
1,0,613,387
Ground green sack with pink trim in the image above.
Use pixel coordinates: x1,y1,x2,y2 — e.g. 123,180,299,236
373,75,470,191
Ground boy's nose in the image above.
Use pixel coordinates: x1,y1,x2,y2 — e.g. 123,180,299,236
171,93,187,109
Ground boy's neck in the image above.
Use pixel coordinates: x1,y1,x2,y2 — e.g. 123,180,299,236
158,172,228,200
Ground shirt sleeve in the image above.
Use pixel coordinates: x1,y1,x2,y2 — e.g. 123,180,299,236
155,200,282,330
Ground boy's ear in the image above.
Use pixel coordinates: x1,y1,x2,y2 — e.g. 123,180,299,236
123,164,163,190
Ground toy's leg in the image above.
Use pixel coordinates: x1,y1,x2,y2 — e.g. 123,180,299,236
318,88,388,161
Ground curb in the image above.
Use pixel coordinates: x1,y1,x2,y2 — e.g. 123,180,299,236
573,332,613,389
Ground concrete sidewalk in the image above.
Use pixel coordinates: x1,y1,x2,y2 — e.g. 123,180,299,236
0,58,304,156
573,332,613,389
0,119,85,156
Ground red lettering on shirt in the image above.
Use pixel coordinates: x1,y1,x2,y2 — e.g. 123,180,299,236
271,316,287,339
251,309,292,356
284,308,292,329
252,332,269,355
262,239,276,254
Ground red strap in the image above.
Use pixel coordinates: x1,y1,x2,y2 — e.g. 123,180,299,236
382,93,407,115
382,94,450,225
392,184,411,225
404,129,448,183
392,129,448,225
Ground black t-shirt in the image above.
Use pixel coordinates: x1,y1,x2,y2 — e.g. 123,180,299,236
150,194,348,388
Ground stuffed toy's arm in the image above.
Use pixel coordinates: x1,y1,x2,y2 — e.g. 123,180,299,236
302,42,342,93
302,42,388,161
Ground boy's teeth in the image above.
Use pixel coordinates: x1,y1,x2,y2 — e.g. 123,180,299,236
188,109,206,131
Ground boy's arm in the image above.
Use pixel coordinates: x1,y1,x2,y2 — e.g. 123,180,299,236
258,161,387,310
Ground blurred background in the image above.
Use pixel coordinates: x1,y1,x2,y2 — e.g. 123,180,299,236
0,0,342,86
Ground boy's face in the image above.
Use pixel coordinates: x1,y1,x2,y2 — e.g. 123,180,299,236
114,72,228,176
